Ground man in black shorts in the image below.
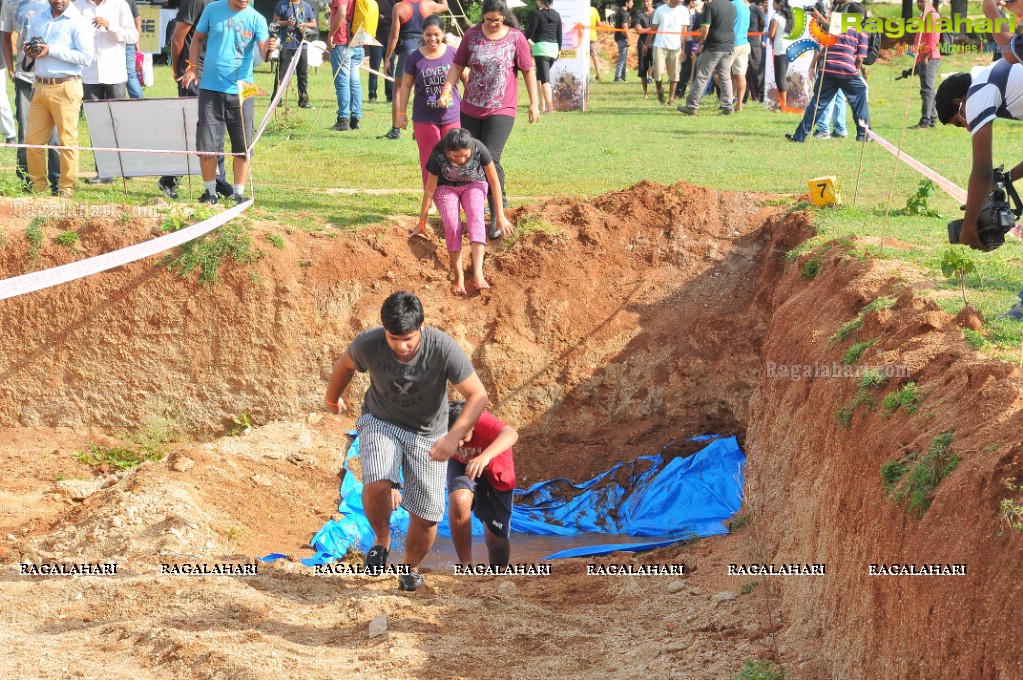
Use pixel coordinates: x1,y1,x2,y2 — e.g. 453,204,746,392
632,0,655,98
326,292,489,590
444,401,518,566
180,0,276,205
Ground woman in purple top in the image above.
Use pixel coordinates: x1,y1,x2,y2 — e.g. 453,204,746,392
394,15,466,187
437,0,539,240
418,128,513,295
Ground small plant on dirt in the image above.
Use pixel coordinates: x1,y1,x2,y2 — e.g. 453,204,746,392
859,369,888,390
731,658,785,680
880,430,959,519
163,222,260,286
118,211,133,225
54,230,79,251
225,526,248,542
25,217,46,261
998,478,1023,535
843,339,876,365
0,175,26,197
230,412,253,436
728,515,749,532
830,317,863,345
939,248,976,308
500,215,559,249
882,382,922,416
76,444,164,470
266,233,285,249
741,580,759,595
835,388,876,428
160,212,189,233
800,258,821,280
962,329,988,350
897,179,941,217
864,296,896,313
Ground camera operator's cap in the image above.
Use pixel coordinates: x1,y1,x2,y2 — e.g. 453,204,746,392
1010,33,1023,64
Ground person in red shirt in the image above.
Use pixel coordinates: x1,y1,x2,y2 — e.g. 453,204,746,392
443,401,518,566
910,0,942,129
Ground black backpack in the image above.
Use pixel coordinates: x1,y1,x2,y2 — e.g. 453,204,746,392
863,31,882,65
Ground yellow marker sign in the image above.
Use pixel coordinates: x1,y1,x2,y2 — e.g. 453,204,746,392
808,176,840,207
559,49,578,59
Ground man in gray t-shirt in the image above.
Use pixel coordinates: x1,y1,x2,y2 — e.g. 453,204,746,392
325,291,488,592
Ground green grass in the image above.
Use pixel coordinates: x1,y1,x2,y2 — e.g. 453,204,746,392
883,382,922,415
3,45,1023,346
76,444,164,470
162,222,262,286
831,317,864,344
731,659,785,680
881,430,960,519
843,339,876,365
864,296,897,313
801,258,821,280
25,218,45,261
54,230,79,250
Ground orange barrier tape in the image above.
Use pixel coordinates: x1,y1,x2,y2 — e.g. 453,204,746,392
573,22,763,39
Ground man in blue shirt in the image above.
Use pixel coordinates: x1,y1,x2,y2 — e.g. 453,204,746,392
23,0,94,198
1,0,61,192
180,0,276,204
272,0,317,108
730,0,750,111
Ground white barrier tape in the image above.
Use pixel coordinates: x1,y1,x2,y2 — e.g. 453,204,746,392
250,40,304,150
0,141,241,157
0,199,253,302
865,127,968,204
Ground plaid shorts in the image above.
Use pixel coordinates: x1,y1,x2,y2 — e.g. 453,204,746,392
357,414,447,523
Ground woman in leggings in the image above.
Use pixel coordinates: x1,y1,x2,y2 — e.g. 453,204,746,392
768,0,795,112
526,0,562,114
437,0,540,240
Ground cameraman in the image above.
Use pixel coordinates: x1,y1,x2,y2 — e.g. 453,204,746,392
272,0,317,108
23,0,94,198
935,40,1023,251
179,0,276,204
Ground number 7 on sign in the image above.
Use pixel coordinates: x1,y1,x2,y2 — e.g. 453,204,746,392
808,176,840,207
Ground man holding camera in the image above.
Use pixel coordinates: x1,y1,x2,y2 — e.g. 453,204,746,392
1,0,61,193
22,0,94,198
179,0,276,205
272,0,317,108
936,37,1023,318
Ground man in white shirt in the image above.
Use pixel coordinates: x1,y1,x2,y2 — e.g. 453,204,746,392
650,0,690,105
73,0,136,100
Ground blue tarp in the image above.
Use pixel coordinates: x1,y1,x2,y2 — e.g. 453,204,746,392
270,434,745,565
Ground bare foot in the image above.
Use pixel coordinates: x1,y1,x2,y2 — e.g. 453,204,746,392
473,279,491,291
644,94,649,100
452,281,466,296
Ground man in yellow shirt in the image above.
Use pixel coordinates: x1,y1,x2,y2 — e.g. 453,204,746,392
590,4,602,80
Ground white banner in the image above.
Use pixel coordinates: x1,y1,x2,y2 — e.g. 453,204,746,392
0,200,253,301
550,0,590,112
764,0,817,112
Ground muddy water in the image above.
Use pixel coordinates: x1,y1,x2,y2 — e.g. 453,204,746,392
396,533,677,569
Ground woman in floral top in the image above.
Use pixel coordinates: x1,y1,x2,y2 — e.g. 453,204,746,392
437,0,539,240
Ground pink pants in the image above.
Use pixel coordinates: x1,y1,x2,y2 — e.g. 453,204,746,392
434,181,489,252
414,120,460,187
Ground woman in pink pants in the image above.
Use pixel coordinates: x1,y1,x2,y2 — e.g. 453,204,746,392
394,15,465,185
418,129,513,295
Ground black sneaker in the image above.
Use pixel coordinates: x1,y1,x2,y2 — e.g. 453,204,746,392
86,176,113,184
398,569,425,591
368,96,378,104
331,116,351,132
364,544,389,574
379,127,401,140
198,189,218,205
231,192,246,205
158,177,179,200
487,219,503,241
298,100,312,109
785,133,803,143
215,178,235,197
350,117,361,130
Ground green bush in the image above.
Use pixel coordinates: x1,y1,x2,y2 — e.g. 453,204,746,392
843,339,876,364
731,659,785,680
881,430,959,519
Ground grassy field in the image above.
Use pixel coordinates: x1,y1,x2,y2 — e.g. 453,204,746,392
2,36,1023,351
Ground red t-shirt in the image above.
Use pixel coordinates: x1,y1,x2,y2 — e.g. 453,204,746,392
330,0,356,46
453,411,516,492
453,25,534,119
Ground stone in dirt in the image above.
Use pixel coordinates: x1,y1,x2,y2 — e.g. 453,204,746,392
712,591,738,605
171,457,194,473
667,580,687,594
56,479,98,501
250,474,272,487
307,413,323,425
660,641,689,654
497,581,518,597
368,612,387,639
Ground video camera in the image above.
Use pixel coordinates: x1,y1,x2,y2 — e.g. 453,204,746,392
948,165,1023,251
895,67,914,81
21,36,45,72
269,20,305,45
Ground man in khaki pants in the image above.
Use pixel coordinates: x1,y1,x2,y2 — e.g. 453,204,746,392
24,0,93,198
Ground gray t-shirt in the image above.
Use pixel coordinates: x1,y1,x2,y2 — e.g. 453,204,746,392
347,326,475,437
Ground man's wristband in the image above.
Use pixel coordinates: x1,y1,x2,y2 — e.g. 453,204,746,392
326,399,339,408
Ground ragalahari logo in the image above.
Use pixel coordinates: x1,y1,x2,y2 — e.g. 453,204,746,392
784,7,839,62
